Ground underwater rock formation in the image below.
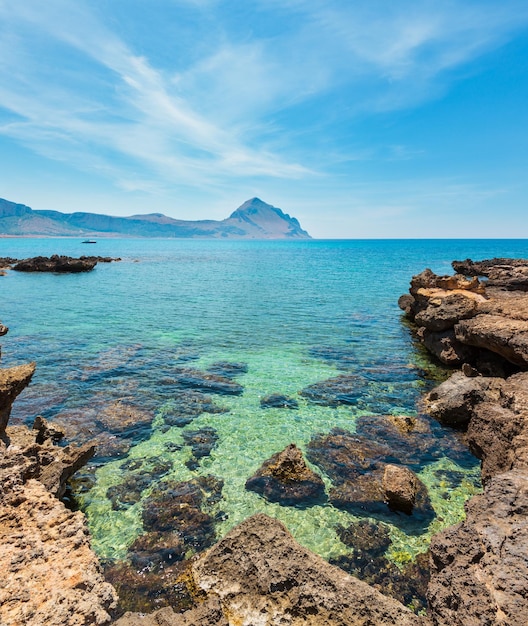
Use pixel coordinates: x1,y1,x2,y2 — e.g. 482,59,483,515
161,367,244,396
260,393,299,409
306,419,437,526
245,443,326,506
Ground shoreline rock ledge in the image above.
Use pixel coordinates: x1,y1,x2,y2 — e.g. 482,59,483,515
400,258,528,625
0,338,117,625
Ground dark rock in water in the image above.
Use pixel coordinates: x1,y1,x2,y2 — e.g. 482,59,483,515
336,519,392,556
307,426,435,527
141,475,223,551
260,393,299,409
332,519,430,613
183,426,219,470
0,322,8,336
107,474,151,510
12,254,97,273
161,367,243,396
107,459,173,510
104,558,192,615
128,531,185,569
382,464,418,514
331,548,430,616
245,443,326,506
206,361,248,379
163,390,227,427
300,374,364,406
428,469,528,625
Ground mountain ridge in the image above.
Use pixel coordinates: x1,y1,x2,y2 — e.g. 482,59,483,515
0,197,311,239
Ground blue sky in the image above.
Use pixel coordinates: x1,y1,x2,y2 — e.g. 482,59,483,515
1,0,528,238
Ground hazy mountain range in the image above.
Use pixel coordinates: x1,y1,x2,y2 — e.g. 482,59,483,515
0,197,311,239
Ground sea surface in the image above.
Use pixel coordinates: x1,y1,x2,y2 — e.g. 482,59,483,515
1,238,527,591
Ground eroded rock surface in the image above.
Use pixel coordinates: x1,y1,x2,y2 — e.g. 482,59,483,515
0,360,117,625
400,258,528,373
114,514,429,626
428,470,528,626
13,254,98,273
245,443,326,506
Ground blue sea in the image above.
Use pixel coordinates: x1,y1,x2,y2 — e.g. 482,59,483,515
1,238,527,589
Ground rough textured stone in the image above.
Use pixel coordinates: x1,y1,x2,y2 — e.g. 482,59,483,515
418,327,477,366
188,514,429,626
428,470,528,626
455,314,528,367
13,254,97,273
245,443,326,506
0,479,117,626
0,362,36,435
423,371,500,426
383,464,418,514
414,291,479,332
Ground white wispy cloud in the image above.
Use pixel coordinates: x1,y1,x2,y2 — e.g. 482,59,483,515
0,0,527,198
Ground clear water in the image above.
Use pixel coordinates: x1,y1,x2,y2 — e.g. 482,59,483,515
1,238,527,569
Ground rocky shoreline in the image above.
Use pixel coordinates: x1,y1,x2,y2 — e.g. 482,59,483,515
1,257,527,624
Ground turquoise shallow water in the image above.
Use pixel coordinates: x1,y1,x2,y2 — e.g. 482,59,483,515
1,238,527,579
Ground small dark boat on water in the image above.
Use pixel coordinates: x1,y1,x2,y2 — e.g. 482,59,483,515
82,240,97,244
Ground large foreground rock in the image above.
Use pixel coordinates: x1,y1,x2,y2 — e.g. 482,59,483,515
0,479,117,626
428,470,528,626
116,514,429,626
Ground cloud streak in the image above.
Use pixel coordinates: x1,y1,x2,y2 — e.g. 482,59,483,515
0,0,527,199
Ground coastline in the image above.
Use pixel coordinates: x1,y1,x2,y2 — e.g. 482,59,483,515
1,256,528,624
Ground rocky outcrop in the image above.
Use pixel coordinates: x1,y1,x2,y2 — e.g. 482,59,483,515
0,378,117,624
0,479,117,626
115,514,429,626
404,259,528,625
12,254,98,272
0,362,36,434
245,443,326,506
400,258,528,373
428,470,528,626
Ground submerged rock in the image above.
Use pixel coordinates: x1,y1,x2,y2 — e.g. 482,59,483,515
245,443,326,506
307,423,435,526
162,367,243,396
260,393,299,409
206,361,248,379
163,390,227,428
332,519,429,614
182,426,219,470
141,475,223,552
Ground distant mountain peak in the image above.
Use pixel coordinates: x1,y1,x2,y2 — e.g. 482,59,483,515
0,196,311,239
228,198,310,239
